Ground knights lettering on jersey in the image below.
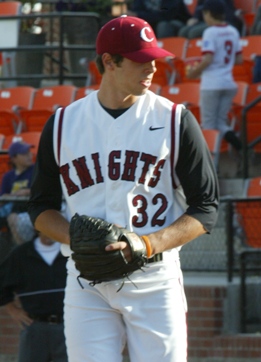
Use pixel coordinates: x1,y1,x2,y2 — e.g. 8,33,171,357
60,150,166,196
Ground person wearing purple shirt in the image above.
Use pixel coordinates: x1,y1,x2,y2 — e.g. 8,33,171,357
0,141,36,245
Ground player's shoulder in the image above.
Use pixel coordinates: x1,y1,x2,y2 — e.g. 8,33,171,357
146,89,173,110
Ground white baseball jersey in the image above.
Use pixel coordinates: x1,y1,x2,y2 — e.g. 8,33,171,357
53,91,185,238
200,24,242,90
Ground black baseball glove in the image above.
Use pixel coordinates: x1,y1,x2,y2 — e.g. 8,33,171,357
69,213,149,286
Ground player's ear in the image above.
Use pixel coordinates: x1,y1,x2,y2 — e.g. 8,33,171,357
102,53,115,70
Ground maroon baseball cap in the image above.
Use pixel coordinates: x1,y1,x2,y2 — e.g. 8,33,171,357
96,15,175,63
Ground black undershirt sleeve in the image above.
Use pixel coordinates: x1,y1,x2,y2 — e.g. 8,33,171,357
176,109,219,232
27,115,62,225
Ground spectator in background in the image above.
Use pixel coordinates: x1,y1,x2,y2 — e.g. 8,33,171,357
178,0,243,39
126,0,192,38
187,0,243,159
0,231,68,362
0,141,36,245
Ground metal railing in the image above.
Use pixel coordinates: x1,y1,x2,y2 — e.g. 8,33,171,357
0,11,101,85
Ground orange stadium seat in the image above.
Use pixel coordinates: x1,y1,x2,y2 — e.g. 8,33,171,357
233,0,256,14
86,60,102,86
157,37,187,59
241,12,255,35
240,35,261,61
153,59,175,86
229,81,249,130
0,86,35,136
149,83,161,94
160,83,200,121
75,84,100,100
19,85,77,132
157,37,190,83
185,38,202,58
233,36,261,83
174,38,202,83
232,59,254,84
2,131,41,152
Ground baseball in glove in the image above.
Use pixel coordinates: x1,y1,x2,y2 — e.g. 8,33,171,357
69,213,152,288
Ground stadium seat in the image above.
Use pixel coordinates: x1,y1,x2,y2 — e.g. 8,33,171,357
231,184,261,332
19,85,77,132
157,37,188,59
173,38,202,83
0,86,36,136
86,60,102,86
241,12,255,35
229,81,249,130
233,36,261,83
153,59,175,86
75,84,100,100
149,83,161,94
233,59,254,84
160,83,201,121
233,0,256,14
184,38,202,59
1,131,41,164
241,36,261,61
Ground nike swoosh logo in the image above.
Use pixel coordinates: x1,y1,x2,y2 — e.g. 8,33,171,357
149,126,165,131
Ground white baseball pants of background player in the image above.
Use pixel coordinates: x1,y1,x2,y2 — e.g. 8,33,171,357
200,88,237,135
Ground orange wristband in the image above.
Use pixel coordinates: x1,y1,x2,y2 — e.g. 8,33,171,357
141,235,152,258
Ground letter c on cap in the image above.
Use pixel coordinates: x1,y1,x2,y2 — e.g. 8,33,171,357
140,27,154,42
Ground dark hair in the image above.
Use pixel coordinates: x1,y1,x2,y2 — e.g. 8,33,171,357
202,0,225,21
95,54,124,74
204,10,225,21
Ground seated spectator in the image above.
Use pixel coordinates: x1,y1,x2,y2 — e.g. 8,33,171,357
0,141,36,245
178,0,243,39
126,0,191,38
0,231,68,362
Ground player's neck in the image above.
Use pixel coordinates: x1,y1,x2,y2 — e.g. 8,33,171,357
209,19,226,26
98,82,138,110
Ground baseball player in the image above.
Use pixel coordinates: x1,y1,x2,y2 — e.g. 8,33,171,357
28,15,219,362
187,0,243,152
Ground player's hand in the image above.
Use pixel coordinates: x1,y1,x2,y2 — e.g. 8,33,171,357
5,302,33,329
187,18,198,26
105,240,132,262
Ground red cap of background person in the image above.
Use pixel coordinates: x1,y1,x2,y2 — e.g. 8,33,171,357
96,15,175,63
